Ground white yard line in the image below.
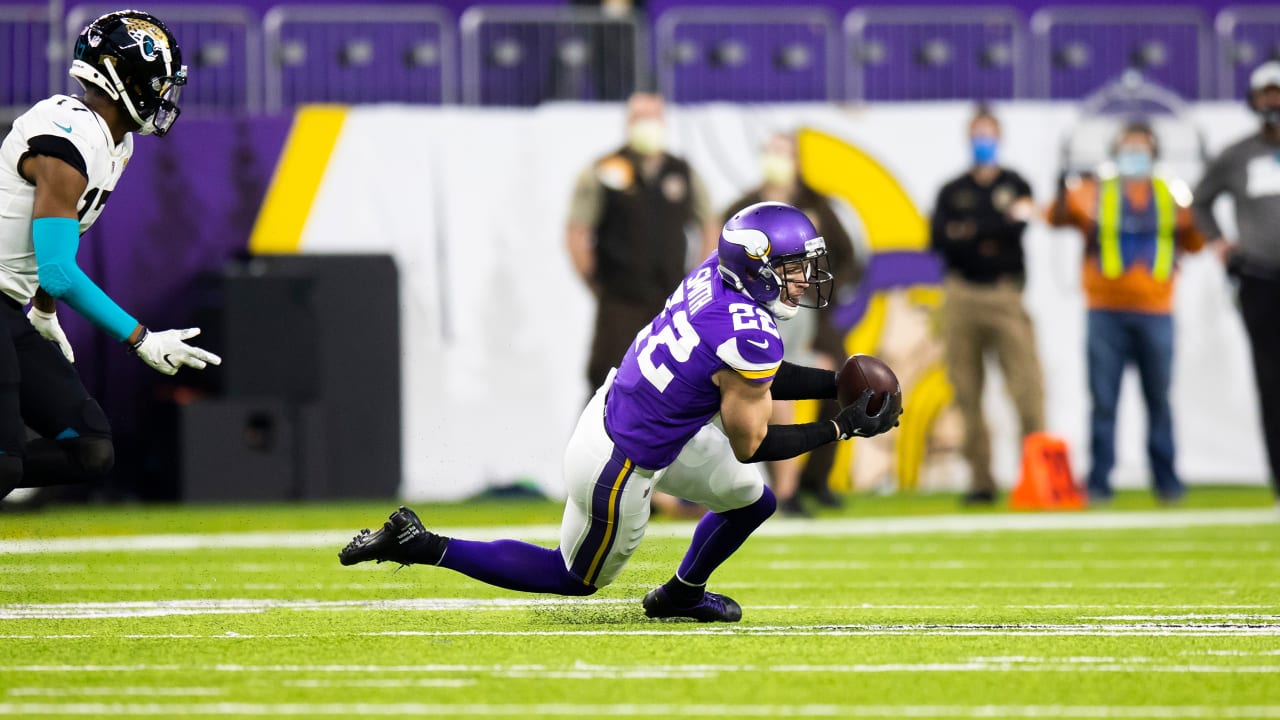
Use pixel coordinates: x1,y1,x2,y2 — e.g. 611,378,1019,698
4,620,1280,640
6,688,226,697
6,596,1280,621
5,659,1280,674
0,509,1273,555
1,703,1280,717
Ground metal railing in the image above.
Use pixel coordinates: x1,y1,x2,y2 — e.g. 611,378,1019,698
65,5,261,116
460,6,645,106
3,4,1276,111
1030,6,1211,100
656,7,838,103
1,4,55,119
1215,5,1280,100
845,6,1025,101
264,4,455,113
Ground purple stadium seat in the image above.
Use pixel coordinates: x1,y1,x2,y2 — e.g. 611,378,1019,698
1031,7,1210,100
655,7,836,103
845,7,1023,101
265,5,455,111
1,5,53,113
460,6,644,106
64,5,258,116
1216,6,1280,100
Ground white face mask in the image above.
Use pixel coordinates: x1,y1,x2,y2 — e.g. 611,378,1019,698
1115,150,1153,178
760,152,796,186
628,119,665,155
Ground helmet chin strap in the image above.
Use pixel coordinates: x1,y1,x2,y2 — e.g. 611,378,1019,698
101,57,156,134
769,298,800,321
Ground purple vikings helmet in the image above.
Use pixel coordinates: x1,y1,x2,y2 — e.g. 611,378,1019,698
70,10,187,136
717,201,832,320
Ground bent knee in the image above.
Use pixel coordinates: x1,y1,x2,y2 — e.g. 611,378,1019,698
68,437,114,476
0,454,22,486
567,582,599,597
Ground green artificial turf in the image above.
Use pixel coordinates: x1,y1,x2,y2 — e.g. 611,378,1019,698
0,487,1276,719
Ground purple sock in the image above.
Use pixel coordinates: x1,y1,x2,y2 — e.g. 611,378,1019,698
676,486,777,586
438,539,596,596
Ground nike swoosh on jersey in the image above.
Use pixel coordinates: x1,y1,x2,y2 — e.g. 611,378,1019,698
53,122,73,133
745,338,770,349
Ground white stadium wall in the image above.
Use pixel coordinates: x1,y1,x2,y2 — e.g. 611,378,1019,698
284,101,1267,501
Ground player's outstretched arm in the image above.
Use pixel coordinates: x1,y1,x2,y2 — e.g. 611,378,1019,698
769,361,838,401
717,368,837,464
25,155,221,375
27,154,139,343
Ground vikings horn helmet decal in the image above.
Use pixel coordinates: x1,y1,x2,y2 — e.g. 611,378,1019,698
716,201,833,321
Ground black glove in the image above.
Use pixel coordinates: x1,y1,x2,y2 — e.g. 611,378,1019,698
832,388,903,440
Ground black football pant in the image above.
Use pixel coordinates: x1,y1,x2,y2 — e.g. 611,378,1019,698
0,296,113,491
1239,274,1280,496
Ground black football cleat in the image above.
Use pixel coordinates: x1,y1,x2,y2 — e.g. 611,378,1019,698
338,506,439,567
642,586,743,623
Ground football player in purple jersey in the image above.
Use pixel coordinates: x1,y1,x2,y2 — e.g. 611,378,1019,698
340,202,901,622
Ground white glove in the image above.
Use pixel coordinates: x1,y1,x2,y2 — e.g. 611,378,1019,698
130,327,222,376
27,307,74,363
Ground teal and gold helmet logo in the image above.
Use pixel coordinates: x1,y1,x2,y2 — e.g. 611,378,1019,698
121,17,169,62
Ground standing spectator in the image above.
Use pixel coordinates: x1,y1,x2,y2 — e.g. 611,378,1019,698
566,92,718,393
931,105,1044,505
1192,61,1280,501
1049,120,1205,504
721,131,863,516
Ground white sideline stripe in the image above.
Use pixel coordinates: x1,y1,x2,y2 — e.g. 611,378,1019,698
7,659,1280,674
2,703,1280,717
5,622,1278,641
7,597,1280,621
5,663,1279,679
7,688,225,697
282,679,475,688
0,597,635,620
0,508,1273,555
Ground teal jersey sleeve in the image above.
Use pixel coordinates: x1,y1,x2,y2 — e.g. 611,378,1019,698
32,217,137,341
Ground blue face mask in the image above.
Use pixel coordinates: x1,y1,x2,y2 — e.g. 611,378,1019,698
1115,150,1153,177
971,136,998,166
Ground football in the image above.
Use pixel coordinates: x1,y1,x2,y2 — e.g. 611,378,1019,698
836,354,900,414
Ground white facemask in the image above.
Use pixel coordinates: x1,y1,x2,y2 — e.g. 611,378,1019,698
628,119,665,155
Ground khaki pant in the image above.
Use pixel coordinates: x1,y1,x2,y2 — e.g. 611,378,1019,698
940,276,1045,493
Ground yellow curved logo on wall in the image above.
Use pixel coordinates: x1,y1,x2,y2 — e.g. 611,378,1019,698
794,128,952,492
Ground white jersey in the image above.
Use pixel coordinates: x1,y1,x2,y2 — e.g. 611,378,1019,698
0,95,132,304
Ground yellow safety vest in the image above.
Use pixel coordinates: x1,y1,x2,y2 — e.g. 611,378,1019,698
1097,176,1176,282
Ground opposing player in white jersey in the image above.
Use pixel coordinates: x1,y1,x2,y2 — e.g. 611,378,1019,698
339,202,902,622
0,10,219,499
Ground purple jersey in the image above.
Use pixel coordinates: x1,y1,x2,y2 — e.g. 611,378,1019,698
605,253,785,469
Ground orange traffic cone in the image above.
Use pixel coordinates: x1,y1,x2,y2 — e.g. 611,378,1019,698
1010,432,1086,510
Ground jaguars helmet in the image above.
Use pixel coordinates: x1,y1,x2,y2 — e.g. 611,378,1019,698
717,201,832,321
69,10,187,136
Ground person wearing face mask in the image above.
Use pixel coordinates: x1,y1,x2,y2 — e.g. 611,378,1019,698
1048,120,1204,504
930,105,1044,506
566,92,720,394
1191,62,1280,503
720,131,863,516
